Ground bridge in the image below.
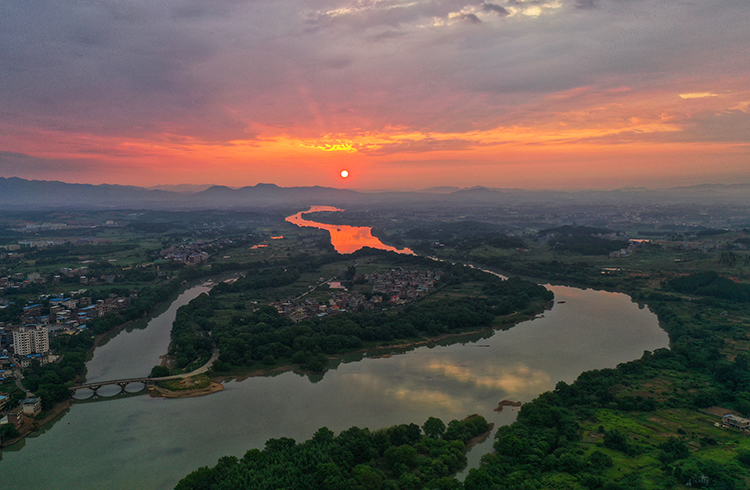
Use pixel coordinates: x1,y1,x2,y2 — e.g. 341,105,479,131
70,349,219,396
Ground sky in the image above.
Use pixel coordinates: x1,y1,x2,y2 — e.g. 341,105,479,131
1,0,748,190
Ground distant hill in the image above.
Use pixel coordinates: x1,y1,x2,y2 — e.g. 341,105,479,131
146,184,218,193
0,177,748,211
0,177,178,209
0,177,361,210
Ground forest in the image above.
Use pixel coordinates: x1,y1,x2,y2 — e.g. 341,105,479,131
175,415,491,490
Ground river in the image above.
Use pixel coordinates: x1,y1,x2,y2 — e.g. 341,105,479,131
286,206,414,255
0,214,670,489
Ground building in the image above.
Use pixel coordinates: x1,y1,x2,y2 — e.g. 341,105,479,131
12,325,49,356
722,414,750,431
6,407,23,427
22,396,42,416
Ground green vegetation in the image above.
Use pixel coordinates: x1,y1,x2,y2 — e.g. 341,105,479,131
150,365,171,378
175,415,490,490
157,374,211,392
9,207,750,489
0,423,20,443
167,250,552,373
175,228,750,489
21,332,93,410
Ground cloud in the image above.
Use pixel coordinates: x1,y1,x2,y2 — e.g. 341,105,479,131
461,13,483,23
365,138,478,155
0,151,91,175
1,0,749,181
575,0,598,9
678,110,750,142
679,92,718,99
482,3,510,16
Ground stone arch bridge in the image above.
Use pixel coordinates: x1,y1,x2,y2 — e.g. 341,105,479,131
69,349,219,396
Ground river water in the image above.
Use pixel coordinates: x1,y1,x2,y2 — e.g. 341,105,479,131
0,212,670,489
0,285,667,489
286,206,415,255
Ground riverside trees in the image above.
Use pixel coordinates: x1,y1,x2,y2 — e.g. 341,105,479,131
175,416,489,490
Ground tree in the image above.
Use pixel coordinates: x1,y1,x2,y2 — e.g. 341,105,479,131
423,417,446,439
149,365,170,378
0,423,20,442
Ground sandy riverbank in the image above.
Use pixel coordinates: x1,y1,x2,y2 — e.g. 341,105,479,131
149,382,225,399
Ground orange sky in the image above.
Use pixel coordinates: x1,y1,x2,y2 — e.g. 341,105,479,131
1,0,748,190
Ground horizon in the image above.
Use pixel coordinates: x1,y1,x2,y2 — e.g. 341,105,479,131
3,175,750,195
1,1,748,190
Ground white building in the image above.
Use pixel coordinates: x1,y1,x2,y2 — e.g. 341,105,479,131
12,325,50,356
723,414,750,431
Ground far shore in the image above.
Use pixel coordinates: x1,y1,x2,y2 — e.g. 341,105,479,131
212,304,548,384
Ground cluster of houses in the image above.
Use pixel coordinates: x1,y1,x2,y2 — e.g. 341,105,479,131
157,237,251,265
608,240,648,258
0,266,121,294
271,292,381,323
0,291,136,369
270,269,441,323
0,274,40,293
369,269,441,303
158,244,211,265
0,394,42,437
28,293,133,330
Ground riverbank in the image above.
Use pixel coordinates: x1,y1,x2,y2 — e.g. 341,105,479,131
465,422,495,449
0,399,71,449
149,382,224,399
210,303,549,384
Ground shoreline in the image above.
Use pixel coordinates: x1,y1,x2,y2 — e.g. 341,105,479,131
212,304,549,383
465,423,496,450
149,381,225,399
0,399,71,449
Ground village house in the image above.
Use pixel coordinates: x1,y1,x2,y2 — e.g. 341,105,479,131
722,414,750,431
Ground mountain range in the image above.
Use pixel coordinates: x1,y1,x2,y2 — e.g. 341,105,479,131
0,177,749,211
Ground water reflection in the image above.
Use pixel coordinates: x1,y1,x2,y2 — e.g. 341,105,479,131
0,279,669,490
286,206,414,254
425,360,552,395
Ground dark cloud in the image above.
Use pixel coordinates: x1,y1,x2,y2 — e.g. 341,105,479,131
482,3,510,16
0,0,748,144
575,0,598,9
462,13,483,24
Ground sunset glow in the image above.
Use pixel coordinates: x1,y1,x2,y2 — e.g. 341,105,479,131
0,0,747,189
286,207,415,254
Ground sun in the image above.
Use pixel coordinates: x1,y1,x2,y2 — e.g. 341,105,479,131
340,170,349,178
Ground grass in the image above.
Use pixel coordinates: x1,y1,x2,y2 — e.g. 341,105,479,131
157,374,211,392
